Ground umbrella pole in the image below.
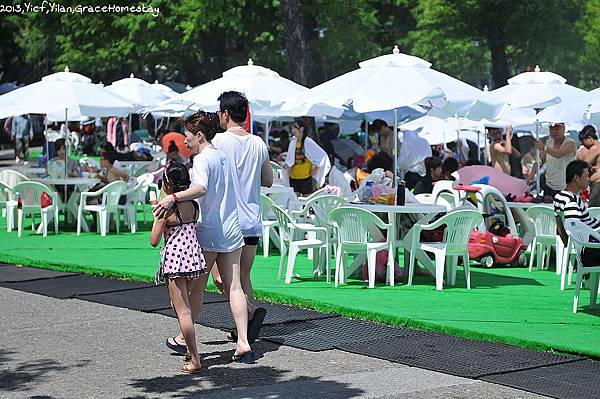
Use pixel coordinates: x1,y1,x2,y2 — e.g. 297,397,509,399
265,118,271,146
535,117,540,195
393,108,398,187
64,108,68,201
44,117,48,167
364,114,368,149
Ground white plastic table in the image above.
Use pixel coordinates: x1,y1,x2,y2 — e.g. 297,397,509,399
346,202,447,285
32,177,100,232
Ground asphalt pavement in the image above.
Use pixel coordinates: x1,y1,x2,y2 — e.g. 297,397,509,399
0,287,549,399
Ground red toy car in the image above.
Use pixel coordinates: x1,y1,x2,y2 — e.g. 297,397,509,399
468,223,528,267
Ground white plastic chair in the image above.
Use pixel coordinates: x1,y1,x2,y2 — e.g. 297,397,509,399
297,186,329,203
260,194,279,258
432,180,461,207
13,181,59,238
329,207,393,288
0,169,29,190
77,181,126,236
563,219,600,313
137,172,160,224
292,194,346,279
117,178,145,233
526,206,560,272
270,161,283,181
270,202,329,284
0,181,17,232
408,209,483,290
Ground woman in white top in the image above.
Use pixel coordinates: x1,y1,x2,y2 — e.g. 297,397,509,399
282,119,331,195
153,111,253,364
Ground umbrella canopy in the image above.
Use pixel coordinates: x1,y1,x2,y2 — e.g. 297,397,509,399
400,115,484,146
282,46,503,120
490,66,586,110
0,67,134,119
453,165,529,197
107,74,170,111
536,87,600,128
148,59,307,116
151,80,178,98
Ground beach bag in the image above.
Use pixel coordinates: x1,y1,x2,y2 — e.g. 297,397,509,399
41,192,52,208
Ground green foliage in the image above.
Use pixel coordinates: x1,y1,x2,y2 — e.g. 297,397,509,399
3,0,600,92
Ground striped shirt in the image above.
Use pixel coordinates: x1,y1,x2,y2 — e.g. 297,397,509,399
553,190,600,229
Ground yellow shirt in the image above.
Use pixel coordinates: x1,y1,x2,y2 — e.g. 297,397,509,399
290,142,312,179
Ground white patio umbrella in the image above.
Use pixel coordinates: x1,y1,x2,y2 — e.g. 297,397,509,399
490,66,586,110
490,65,587,194
282,46,503,195
0,67,134,119
107,74,172,139
147,58,308,139
151,80,178,98
0,66,134,189
107,74,169,111
401,115,484,146
536,87,600,128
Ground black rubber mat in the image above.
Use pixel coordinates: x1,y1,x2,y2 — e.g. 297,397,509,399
78,285,172,312
336,331,582,378
80,287,228,312
189,301,338,330
482,359,600,399
0,275,150,299
260,317,409,351
0,264,78,282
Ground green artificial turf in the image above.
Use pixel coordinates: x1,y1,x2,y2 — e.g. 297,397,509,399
1,208,599,358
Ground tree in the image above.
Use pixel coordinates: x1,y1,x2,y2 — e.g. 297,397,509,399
280,0,311,85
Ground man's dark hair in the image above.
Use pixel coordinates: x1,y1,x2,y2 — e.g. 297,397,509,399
99,142,115,153
218,91,248,123
102,151,117,165
366,151,393,173
184,110,219,141
442,157,459,175
579,125,597,142
565,160,589,185
424,156,442,175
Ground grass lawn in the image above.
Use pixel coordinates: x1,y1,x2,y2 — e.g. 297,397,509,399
1,208,598,358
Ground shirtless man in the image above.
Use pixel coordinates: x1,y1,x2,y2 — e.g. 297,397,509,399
576,125,600,206
489,124,520,175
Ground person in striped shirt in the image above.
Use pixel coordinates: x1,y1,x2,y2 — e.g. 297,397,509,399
554,160,600,245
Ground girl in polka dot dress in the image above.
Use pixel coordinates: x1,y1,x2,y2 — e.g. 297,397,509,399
150,161,206,374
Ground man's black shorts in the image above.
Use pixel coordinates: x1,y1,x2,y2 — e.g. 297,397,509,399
244,236,260,245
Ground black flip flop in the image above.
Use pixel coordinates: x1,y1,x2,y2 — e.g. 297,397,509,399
231,351,255,364
247,307,267,344
166,336,187,355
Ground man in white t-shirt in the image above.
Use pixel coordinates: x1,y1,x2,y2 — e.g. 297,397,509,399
154,111,254,363
213,91,273,342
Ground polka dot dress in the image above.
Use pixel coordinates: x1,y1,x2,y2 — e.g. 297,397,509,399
156,222,207,284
